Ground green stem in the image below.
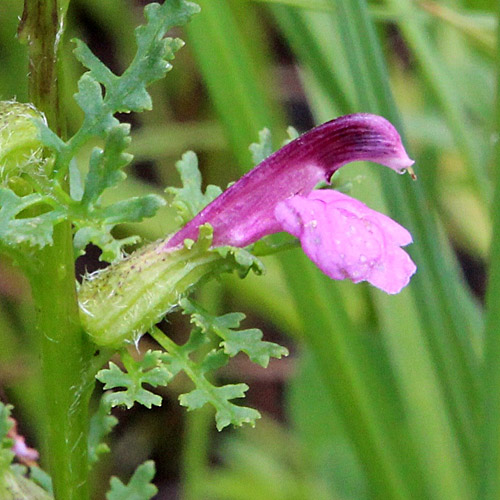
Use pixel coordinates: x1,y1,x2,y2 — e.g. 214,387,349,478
29,224,94,500
181,408,212,500
19,1,95,499
18,0,66,135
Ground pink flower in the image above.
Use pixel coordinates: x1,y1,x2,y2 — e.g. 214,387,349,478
275,190,416,294
166,113,416,293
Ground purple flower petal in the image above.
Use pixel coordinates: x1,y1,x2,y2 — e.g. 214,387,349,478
166,114,414,249
274,190,416,294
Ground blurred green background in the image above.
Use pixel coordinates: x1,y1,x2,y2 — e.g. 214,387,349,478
0,0,496,498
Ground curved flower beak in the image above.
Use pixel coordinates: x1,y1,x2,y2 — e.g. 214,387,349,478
166,113,414,249
166,113,417,294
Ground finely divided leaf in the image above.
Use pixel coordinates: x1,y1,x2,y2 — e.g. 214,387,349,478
106,461,157,500
214,246,265,278
1,1,199,262
249,126,299,165
151,326,262,430
96,351,174,409
167,151,222,224
72,0,200,137
180,384,261,431
88,397,118,465
72,194,165,261
182,299,288,368
92,195,165,225
73,226,140,262
249,128,274,165
0,189,65,251
73,73,119,138
81,124,132,208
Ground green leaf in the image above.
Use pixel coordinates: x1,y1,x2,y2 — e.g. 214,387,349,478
72,194,165,261
28,467,53,496
73,73,119,137
73,226,140,262
34,119,65,154
81,124,132,208
88,396,118,465
0,402,14,474
213,246,265,278
72,0,200,140
249,126,298,165
106,461,157,500
180,384,261,431
249,128,273,164
92,195,165,225
182,299,288,367
150,327,262,431
283,125,299,145
166,151,222,224
96,350,175,409
0,188,65,251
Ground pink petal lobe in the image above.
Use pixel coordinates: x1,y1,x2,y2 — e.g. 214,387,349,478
275,190,416,294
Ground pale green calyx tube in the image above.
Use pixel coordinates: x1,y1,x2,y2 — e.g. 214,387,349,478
78,225,263,348
0,100,48,194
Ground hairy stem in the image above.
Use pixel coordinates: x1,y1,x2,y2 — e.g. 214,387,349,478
29,225,94,500
19,1,94,499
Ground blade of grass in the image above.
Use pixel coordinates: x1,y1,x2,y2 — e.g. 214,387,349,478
279,251,428,499
479,5,500,498
184,0,283,167
269,4,354,112
324,0,481,474
249,0,333,11
385,0,489,200
272,0,481,473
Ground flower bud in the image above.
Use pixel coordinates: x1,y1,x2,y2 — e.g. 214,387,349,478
0,100,48,187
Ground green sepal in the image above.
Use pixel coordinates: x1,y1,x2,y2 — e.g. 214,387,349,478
0,101,48,181
79,224,264,347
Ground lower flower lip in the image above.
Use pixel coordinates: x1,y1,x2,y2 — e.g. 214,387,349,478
274,190,416,294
